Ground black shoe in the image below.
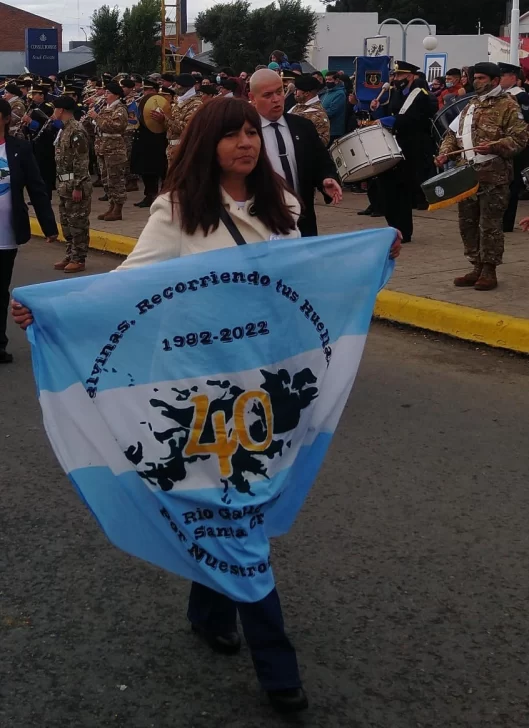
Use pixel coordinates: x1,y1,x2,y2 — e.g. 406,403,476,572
98,194,109,202
134,196,154,208
0,350,13,364
191,624,241,655
267,688,308,714
503,227,514,233
357,206,372,216
370,211,383,217
415,202,428,211
402,237,412,243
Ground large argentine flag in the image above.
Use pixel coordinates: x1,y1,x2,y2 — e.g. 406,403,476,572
15,229,395,602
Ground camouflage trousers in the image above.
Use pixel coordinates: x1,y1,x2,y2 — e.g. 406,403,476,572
458,182,510,266
58,183,92,263
97,153,127,205
124,133,139,183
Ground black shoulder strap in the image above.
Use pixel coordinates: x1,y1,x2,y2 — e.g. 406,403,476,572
219,206,247,246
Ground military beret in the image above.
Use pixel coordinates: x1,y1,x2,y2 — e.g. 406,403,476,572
393,60,419,74
160,87,176,98
474,62,502,79
200,85,218,96
5,83,22,96
143,79,160,90
220,78,238,93
120,78,136,89
294,74,322,92
106,81,124,97
174,73,195,88
53,95,76,110
161,72,175,82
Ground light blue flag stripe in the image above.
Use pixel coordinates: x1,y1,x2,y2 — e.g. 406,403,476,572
15,228,395,602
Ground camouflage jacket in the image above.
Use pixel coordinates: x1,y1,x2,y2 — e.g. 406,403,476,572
167,94,202,141
94,100,128,155
289,99,330,146
8,97,27,136
55,119,91,191
439,91,529,184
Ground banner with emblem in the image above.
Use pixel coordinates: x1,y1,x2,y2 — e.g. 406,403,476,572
14,229,395,603
355,55,391,112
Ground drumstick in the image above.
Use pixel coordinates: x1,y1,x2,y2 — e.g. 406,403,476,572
443,140,502,158
374,82,391,103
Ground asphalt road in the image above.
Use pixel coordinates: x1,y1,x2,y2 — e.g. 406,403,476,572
1,241,529,728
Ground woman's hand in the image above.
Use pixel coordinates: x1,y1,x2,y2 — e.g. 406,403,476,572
520,217,529,232
390,230,402,260
11,300,33,330
323,178,343,205
435,154,448,168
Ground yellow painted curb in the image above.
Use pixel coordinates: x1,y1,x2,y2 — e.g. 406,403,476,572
30,218,136,257
29,218,529,355
375,289,529,355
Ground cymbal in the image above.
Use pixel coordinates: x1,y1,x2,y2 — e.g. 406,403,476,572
138,94,171,134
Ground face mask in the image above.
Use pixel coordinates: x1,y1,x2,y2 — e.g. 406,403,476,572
445,81,454,88
474,80,492,94
216,75,221,84
326,81,335,89
395,78,408,91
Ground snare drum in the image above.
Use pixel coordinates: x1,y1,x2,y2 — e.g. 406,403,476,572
329,124,404,183
421,166,479,211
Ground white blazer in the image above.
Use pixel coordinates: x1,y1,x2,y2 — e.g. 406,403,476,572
117,188,301,272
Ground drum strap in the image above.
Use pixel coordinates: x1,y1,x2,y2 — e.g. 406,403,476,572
219,207,247,246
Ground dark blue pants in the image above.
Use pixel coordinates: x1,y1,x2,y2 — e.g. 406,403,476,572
187,581,301,691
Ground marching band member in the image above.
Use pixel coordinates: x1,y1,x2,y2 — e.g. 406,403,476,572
51,95,92,273
21,83,56,198
89,81,128,222
163,73,202,163
436,62,528,290
130,79,167,208
288,74,330,147
120,78,140,192
4,83,26,137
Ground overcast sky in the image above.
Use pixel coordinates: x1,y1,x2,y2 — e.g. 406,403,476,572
13,0,323,47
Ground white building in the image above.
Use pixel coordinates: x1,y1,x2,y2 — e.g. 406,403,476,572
308,13,525,74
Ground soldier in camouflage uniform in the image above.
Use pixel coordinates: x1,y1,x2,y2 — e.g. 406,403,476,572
4,84,26,137
120,78,140,191
438,62,529,290
289,74,330,147
165,73,202,163
89,81,128,221
52,96,92,273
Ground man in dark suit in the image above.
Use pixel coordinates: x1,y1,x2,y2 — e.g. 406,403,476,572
0,98,58,364
249,69,342,237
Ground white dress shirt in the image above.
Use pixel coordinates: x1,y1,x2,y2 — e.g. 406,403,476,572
260,114,300,192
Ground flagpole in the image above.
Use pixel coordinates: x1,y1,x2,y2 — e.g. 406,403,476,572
510,0,520,65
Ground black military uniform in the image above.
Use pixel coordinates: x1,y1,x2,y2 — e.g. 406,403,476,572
25,84,57,198
499,62,529,232
130,79,168,207
377,60,435,242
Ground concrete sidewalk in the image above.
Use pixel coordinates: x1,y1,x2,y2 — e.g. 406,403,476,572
30,187,529,353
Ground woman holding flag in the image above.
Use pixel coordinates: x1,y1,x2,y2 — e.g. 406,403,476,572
12,97,400,714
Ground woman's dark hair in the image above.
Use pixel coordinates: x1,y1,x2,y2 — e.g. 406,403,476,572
0,98,11,134
461,65,475,93
162,97,298,236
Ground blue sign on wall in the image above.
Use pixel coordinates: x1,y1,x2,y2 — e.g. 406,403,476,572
25,28,59,77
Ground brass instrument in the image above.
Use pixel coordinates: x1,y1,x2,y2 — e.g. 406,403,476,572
138,94,171,134
81,96,106,125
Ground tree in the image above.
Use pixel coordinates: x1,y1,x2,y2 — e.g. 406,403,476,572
195,0,317,72
322,0,525,36
120,0,161,74
90,6,121,73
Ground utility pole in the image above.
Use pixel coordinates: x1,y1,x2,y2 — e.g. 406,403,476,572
161,0,181,73
510,0,520,65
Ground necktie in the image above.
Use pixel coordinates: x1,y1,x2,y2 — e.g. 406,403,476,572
270,122,295,190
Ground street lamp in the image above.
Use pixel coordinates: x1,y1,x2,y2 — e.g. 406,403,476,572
80,26,88,42
378,17,437,61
